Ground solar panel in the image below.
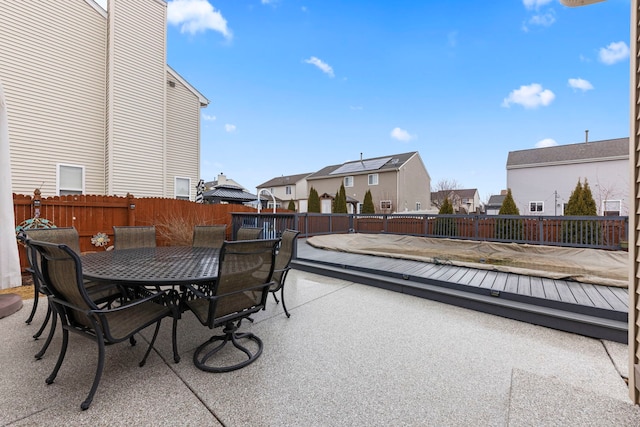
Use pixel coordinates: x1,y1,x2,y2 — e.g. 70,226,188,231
330,157,392,175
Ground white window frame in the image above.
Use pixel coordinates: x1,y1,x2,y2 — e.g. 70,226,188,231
285,186,292,195
603,199,622,216
56,163,85,196
344,176,354,187
368,173,379,186
175,176,191,200
380,200,392,210
529,201,544,213
357,202,363,214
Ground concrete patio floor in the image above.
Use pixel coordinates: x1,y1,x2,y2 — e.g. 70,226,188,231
1,269,639,426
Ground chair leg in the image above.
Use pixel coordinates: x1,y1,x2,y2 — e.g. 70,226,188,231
46,326,68,385
172,316,180,363
129,336,137,347
280,287,291,318
33,304,52,339
81,333,106,410
25,288,39,324
193,322,263,373
271,291,280,304
35,310,57,360
139,321,161,367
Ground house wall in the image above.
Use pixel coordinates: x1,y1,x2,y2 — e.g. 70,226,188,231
396,153,431,212
507,158,629,216
166,70,201,200
0,1,108,196
107,0,167,197
308,171,399,213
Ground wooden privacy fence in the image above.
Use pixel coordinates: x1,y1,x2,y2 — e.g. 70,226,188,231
13,191,260,270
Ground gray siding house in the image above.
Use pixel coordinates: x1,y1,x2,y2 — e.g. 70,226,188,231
506,138,629,216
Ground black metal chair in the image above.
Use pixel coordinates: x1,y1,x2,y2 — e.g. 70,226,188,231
236,226,263,240
21,228,122,359
182,239,279,372
113,226,156,249
25,238,177,410
192,225,226,249
269,229,300,318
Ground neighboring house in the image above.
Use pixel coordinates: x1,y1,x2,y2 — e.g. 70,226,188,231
305,152,431,214
1,0,208,199
203,173,257,205
485,193,507,215
256,173,312,212
431,188,481,214
506,138,629,216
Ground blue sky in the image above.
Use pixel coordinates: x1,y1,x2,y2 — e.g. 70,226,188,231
163,0,629,201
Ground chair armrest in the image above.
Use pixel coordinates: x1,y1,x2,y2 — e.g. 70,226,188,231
183,281,274,300
89,289,171,315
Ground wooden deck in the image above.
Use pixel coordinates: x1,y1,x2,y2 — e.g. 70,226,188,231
291,240,629,343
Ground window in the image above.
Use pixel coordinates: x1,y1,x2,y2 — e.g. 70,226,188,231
368,173,378,186
380,200,392,210
285,186,292,195
529,201,543,213
603,200,621,216
415,202,421,211
175,177,190,200
57,164,84,195
344,176,354,187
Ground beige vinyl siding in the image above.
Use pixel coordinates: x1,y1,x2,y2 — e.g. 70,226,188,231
107,0,166,197
166,71,201,200
0,1,107,196
397,153,431,211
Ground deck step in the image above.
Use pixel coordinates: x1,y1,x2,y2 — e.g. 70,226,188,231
291,259,628,344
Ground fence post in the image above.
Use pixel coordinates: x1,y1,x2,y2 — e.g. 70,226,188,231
538,217,544,244
127,193,136,225
32,188,41,219
474,215,479,239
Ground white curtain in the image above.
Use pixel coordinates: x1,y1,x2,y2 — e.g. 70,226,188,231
0,80,21,289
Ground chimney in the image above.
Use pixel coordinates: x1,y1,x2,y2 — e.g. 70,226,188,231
218,172,226,185
585,129,589,143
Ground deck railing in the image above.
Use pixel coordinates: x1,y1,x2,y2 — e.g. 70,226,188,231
231,212,628,251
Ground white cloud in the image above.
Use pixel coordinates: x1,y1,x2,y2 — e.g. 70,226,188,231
535,138,557,148
522,0,553,10
568,78,593,92
502,83,555,109
598,41,630,65
390,127,416,142
225,124,236,132
304,56,335,78
349,105,363,111
202,113,217,121
167,0,232,39
528,12,555,27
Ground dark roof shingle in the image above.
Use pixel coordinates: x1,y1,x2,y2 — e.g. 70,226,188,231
507,138,628,168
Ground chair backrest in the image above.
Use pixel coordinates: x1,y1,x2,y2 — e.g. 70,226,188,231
25,227,80,253
23,228,81,294
113,226,156,249
272,229,300,285
211,239,279,325
192,225,226,248
25,239,96,328
236,226,262,241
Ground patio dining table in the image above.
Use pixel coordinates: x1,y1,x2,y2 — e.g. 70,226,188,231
82,246,220,363
82,246,220,287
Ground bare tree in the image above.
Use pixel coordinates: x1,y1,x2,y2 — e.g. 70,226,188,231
431,179,461,209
